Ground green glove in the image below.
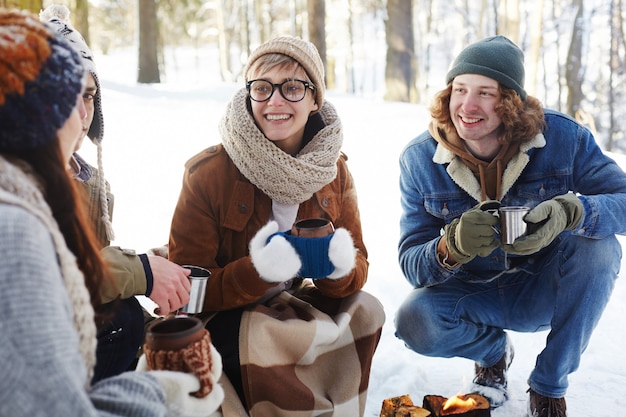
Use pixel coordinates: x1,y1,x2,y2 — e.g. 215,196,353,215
502,193,583,256
444,200,501,265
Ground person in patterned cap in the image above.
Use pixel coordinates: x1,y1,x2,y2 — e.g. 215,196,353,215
0,8,223,417
40,4,196,384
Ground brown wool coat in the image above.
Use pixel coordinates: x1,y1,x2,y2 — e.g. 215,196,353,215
168,144,369,311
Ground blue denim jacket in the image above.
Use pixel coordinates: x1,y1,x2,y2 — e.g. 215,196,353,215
399,109,626,287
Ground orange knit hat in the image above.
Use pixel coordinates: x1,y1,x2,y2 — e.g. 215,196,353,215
0,9,84,152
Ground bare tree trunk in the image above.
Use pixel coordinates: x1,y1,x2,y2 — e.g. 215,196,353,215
527,0,544,96
478,0,488,39
565,0,584,116
345,0,355,93
384,0,417,103
608,0,620,151
307,0,326,86
137,0,160,83
240,0,251,61
74,0,90,45
216,0,233,82
416,0,434,95
498,0,520,42
551,0,563,112
0,0,42,13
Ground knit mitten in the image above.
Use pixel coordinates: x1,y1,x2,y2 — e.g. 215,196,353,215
142,328,219,398
281,232,335,279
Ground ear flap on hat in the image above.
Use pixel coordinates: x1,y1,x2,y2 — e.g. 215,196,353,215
41,5,104,143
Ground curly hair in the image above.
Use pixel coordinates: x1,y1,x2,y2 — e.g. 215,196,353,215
430,83,546,145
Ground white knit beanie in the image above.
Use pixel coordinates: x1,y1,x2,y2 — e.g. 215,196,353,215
40,4,104,143
40,5,114,241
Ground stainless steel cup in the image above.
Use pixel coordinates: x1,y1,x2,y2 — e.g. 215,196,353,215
180,265,210,314
500,206,530,244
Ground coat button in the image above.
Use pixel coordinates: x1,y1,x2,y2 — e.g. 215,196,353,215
238,203,248,213
321,198,329,207
207,145,218,153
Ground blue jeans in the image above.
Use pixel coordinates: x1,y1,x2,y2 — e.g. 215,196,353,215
394,234,620,398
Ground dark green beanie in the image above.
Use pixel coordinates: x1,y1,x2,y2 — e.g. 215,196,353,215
446,35,527,100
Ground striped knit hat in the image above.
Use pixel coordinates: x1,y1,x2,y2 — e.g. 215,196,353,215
0,9,85,152
244,36,325,109
40,5,114,241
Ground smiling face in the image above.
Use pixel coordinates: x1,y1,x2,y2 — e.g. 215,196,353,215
449,73,504,159
248,63,319,155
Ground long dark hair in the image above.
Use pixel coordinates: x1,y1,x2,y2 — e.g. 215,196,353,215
12,139,109,311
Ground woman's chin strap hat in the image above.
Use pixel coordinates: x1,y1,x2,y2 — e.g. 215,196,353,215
446,35,527,101
40,4,114,241
40,4,104,143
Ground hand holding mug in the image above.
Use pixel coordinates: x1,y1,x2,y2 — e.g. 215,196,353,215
142,316,219,398
444,201,501,264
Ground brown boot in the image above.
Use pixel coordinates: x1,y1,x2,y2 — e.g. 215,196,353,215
470,335,514,408
527,389,567,417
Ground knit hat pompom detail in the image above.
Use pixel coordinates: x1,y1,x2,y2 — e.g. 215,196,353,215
244,36,325,109
0,10,85,152
41,4,104,144
446,35,527,101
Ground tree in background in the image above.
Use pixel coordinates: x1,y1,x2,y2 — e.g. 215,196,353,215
74,0,89,44
384,0,417,103
0,0,42,13
565,0,584,117
137,0,159,83
28,0,626,154
308,0,326,86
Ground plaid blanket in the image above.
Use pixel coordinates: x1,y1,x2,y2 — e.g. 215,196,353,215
239,286,385,417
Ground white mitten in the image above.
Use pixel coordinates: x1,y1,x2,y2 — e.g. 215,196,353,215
249,221,302,283
136,343,225,417
326,228,357,280
150,370,224,417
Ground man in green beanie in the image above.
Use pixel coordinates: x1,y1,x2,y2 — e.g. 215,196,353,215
394,35,626,417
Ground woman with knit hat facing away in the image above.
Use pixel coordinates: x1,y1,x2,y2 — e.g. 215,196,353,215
0,10,223,416
168,36,385,416
40,4,194,384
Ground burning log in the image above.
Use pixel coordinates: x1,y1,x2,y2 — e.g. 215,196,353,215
422,394,490,417
380,394,432,417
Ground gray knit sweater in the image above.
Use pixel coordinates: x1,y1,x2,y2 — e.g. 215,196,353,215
0,157,173,416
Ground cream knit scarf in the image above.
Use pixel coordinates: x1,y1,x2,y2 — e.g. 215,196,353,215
0,155,97,384
220,88,343,205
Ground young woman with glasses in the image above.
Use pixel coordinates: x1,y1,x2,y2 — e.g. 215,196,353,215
168,36,385,417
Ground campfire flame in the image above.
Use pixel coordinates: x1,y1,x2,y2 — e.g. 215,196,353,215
442,395,477,412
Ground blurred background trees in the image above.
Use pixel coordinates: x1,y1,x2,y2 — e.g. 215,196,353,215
14,0,626,153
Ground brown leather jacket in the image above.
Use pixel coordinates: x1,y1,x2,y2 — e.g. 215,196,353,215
168,144,368,311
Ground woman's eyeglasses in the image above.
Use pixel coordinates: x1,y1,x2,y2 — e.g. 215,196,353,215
246,79,315,103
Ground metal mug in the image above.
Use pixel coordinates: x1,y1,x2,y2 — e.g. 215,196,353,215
180,265,210,314
500,206,530,244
